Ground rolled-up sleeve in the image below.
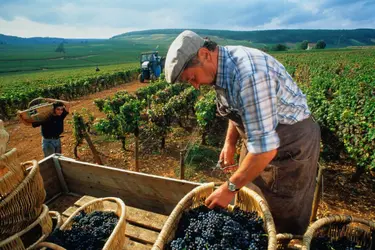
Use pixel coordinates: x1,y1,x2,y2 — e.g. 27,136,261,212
239,71,279,154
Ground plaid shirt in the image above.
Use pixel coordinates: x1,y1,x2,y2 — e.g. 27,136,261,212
215,46,310,154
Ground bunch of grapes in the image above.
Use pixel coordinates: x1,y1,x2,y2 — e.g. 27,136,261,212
311,235,367,250
46,211,118,250
167,206,268,250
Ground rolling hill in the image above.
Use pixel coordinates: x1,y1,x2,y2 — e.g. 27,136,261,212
1,28,374,74
112,28,375,48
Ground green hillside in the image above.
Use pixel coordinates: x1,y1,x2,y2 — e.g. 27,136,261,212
113,28,375,48
0,40,157,74
1,28,374,74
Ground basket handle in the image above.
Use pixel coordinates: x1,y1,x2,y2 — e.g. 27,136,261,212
34,242,66,250
28,98,48,108
49,211,63,229
28,98,61,108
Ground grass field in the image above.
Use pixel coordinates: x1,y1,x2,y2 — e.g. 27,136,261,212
1,34,374,105
0,40,156,73
0,34,273,74
0,63,138,95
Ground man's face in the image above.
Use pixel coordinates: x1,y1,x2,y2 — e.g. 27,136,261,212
179,66,213,90
179,61,216,90
178,47,217,89
54,106,64,116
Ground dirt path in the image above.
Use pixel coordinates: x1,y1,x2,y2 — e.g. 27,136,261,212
5,81,148,164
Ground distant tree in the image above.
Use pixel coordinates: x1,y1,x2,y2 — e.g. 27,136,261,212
55,42,65,53
315,40,326,49
300,40,309,50
272,44,288,51
259,46,269,52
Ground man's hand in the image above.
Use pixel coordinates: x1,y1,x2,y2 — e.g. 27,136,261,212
205,183,236,209
220,142,236,166
220,120,239,166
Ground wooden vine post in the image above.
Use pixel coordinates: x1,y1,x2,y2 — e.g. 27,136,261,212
134,128,139,172
310,162,325,223
82,130,103,165
179,149,186,180
72,112,102,165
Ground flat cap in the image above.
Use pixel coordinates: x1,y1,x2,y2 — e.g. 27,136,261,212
164,30,205,83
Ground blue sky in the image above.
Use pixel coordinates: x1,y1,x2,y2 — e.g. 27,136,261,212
0,0,374,38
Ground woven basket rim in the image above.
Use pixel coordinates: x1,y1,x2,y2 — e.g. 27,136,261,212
0,148,18,168
28,98,50,109
18,103,53,115
0,204,51,247
153,182,277,250
302,214,375,250
0,160,39,207
0,148,25,200
0,148,16,160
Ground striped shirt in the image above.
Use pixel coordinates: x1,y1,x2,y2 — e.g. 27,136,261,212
215,46,310,154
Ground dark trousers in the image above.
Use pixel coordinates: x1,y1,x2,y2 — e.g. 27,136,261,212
239,117,321,235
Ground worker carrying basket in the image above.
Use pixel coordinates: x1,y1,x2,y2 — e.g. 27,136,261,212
17,98,69,126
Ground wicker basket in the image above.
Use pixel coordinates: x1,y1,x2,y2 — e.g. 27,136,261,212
17,98,55,126
0,160,46,240
0,206,61,250
36,197,127,250
152,182,277,250
0,148,26,200
302,215,375,250
277,233,303,250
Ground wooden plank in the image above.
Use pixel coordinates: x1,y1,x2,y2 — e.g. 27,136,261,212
58,156,200,214
75,196,168,231
38,156,62,200
53,157,69,193
47,194,82,214
124,238,151,250
43,176,62,201
125,224,159,245
62,206,78,218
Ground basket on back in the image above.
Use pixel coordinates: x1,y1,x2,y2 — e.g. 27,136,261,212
0,206,61,250
17,98,58,126
302,215,375,250
0,160,46,240
153,182,277,250
0,148,26,200
37,197,127,250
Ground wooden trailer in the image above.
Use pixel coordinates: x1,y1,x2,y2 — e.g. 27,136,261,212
39,154,201,249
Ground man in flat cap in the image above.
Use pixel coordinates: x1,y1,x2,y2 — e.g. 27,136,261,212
164,30,321,234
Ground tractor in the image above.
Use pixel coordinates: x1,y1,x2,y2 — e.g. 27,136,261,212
138,51,165,83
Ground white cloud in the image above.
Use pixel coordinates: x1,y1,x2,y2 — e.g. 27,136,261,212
0,16,134,38
0,0,373,38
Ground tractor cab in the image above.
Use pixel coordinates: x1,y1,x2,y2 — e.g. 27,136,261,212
138,51,165,83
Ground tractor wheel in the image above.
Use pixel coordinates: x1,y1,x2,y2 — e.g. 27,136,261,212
138,73,144,83
150,74,156,82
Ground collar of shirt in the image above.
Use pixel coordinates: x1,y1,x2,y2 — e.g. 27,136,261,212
215,46,229,90
214,46,241,109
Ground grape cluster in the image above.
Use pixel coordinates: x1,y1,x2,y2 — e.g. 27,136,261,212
167,206,268,250
46,211,118,250
311,235,367,250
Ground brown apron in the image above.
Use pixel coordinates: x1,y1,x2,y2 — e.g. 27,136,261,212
215,87,321,235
